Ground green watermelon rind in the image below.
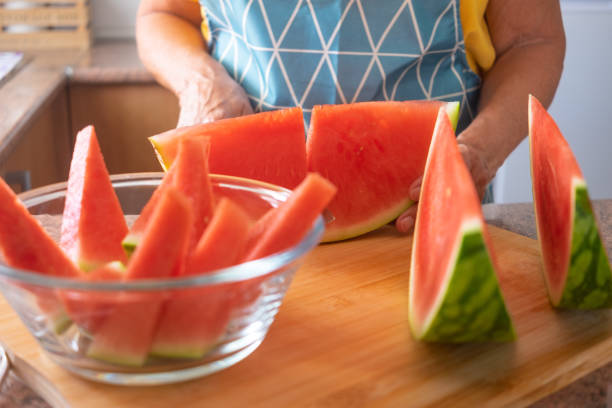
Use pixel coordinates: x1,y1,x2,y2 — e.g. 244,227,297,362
121,233,139,258
321,101,461,243
149,342,218,360
410,220,516,342
553,180,612,309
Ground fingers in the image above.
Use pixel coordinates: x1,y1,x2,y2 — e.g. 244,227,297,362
395,204,418,234
408,177,422,201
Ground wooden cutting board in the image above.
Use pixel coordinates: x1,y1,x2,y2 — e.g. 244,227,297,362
2,225,612,407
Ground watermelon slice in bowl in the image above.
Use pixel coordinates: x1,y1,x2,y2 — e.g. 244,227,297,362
408,108,515,342
529,95,612,308
0,172,326,385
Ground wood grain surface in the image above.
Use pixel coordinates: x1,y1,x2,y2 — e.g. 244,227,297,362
2,225,612,407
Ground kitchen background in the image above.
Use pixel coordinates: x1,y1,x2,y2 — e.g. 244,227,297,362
94,0,612,203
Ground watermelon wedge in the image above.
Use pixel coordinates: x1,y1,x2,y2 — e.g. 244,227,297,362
87,186,193,366
408,108,515,342
234,173,336,307
0,177,81,333
61,125,128,271
122,169,176,255
150,197,253,359
149,107,307,189
529,95,612,308
60,261,125,334
168,136,215,251
307,100,459,242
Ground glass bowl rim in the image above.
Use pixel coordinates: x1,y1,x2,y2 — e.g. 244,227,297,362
0,172,324,291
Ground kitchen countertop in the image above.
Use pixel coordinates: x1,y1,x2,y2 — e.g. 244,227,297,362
0,40,611,407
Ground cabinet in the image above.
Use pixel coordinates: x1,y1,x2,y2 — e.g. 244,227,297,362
0,88,72,192
68,83,180,175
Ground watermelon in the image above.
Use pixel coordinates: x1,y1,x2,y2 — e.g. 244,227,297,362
61,125,128,271
168,137,215,251
150,197,253,359
60,261,125,334
408,108,515,342
149,107,307,189
235,173,336,307
306,100,459,242
87,186,193,366
0,177,81,333
529,95,612,308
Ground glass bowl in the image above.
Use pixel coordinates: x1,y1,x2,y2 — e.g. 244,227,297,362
0,173,324,385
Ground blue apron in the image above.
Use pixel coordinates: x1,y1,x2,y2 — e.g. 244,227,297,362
198,0,481,132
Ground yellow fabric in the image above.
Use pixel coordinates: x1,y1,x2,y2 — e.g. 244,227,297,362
196,0,495,75
461,0,495,74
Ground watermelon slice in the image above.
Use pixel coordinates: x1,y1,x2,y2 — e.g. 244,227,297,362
61,125,128,271
408,108,515,342
60,261,125,334
529,95,612,308
149,107,307,189
306,100,459,242
235,173,336,307
87,186,193,366
150,197,253,359
0,177,81,333
168,136,215,251
122,169,176,255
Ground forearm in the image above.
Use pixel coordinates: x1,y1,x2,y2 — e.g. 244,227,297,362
135,10,216,97
458,40,565,174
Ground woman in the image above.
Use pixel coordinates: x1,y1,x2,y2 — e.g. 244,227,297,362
135,0,566,232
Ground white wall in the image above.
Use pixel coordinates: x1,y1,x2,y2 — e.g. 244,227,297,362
494,0,612,203
91,0,139,39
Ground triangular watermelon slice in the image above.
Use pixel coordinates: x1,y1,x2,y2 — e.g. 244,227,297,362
61,125,128,271
408,108,515,342
87,186,193,366
235,173,336,307
122,169,176,255
529,95,612,308
169,136,215,251
150,197,253,359
0,177,81,333
149,107,307,189
306,100,459,242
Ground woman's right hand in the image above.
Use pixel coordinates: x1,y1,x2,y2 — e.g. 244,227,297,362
177,62,253,127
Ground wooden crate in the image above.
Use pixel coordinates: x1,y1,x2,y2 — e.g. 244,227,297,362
0,0,90,50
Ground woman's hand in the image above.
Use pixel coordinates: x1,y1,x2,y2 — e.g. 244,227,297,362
177,65,253,127
394,138,493,234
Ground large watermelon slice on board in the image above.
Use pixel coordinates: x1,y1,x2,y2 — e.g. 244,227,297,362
529,95,612,308
306,100,459,242
0,177,82,333
87,186,193,366
150,197,253,359
408,108,515,342
149,107,307,189
61,125,128,271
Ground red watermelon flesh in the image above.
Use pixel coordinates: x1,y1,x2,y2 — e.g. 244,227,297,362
61,126,128,271
60,262,124,334
243,172,336,261
0,177,81,332
87,187,193,366
171,136,215,251
149,107,307,189
122,168,176,255
150,198,253,359
235,173,336,307
307,100,459,242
